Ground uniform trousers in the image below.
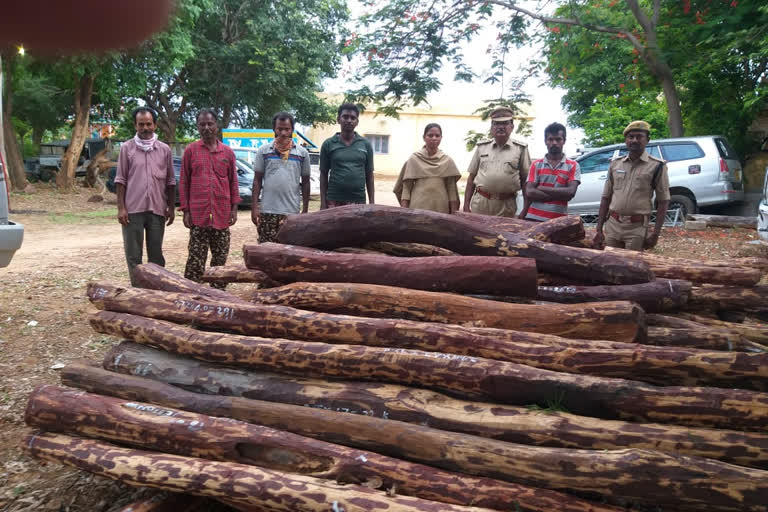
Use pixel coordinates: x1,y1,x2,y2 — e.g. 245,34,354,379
604,216,649,251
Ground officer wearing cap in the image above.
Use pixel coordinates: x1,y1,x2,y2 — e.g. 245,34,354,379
463,107,531,217
593,120,670,251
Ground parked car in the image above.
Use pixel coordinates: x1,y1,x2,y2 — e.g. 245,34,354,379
0,158,24,267
570,136,744,218
758,166,768,242
107,157,255,207
31,138,108,181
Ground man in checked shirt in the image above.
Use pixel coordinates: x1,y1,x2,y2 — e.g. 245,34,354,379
179,109,241,288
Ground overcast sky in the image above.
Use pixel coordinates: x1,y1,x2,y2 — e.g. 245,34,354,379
322,0,586,158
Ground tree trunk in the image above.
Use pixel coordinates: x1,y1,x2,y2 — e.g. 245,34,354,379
202,264,281,288
689,285,768,312
453,212,586,245
274,205,652,285
56,72,95,191
537,279,691,313
675,313,768,344
659,69,684,137
1,53,29,191
86,283,768,389
244,243,539,296
91,350,768,470
132,263,249,304
646,326,766,352
24,432,494,512
57,366,768,512
88,310,768,430
362,242,457,257
602,247,761,286
28,384,610,512
249,281,645,342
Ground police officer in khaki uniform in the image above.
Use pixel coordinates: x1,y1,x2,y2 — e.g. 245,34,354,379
594,120,670,251
463,107,531,217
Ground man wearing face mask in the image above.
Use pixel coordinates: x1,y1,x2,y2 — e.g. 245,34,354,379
593,120,670,251
115,107,175,285
463,107,531,217
519,122,581,221
251,112,311,243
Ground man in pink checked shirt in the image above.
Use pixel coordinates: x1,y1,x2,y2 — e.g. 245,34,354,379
179,109,240,289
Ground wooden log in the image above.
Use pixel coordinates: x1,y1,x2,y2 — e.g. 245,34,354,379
453,212,586,244
202,265,281,288
686,214,758,229
109,494,216,512
362,241,457,256
690,285,768,312
537,279,692,313
333,247,383,255
249,281,644,342
88,283,768,389
58,367,768,512
602,247,762,286
91,284,768,389
23,432,494,512
29,385,594,512
275,205,651,285
88,310,768,430
93,350,768,470
132,263,248,303
646,326,767,353
675,313,768,344
244,243,539,295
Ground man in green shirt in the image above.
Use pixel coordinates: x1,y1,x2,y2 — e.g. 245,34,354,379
319,103,375,208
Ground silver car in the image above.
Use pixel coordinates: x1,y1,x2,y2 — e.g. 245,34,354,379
758,166,768,241
570,136,744,217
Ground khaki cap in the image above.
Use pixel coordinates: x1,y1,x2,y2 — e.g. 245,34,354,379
490,107,515,122
623,120,651,136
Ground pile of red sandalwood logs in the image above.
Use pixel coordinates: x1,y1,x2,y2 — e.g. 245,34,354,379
22,205,768,512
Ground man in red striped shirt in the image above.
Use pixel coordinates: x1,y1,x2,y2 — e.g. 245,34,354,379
519,123,581,221
179,109,241,288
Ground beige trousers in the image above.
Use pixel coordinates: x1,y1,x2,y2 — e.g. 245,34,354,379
604,216,648,251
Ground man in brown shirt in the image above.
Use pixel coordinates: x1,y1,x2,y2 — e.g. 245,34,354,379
594,120,670,251
463,107,531,217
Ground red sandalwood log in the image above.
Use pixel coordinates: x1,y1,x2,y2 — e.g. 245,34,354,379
202,265,281,288
537,279,691,313
132,263,248,303
275,205,651,284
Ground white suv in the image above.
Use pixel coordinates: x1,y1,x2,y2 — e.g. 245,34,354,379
570,136,744,217
0,159,24,267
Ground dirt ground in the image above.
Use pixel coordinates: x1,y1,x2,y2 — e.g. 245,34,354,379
1,178,766,511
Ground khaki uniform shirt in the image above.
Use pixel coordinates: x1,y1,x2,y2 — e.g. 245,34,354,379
467,139,531,195
602,151,671,215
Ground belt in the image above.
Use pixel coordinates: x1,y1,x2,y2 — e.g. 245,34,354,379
610,211,647,224
476,187,517,200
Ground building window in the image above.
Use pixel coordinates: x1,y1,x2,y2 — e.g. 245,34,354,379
366,134,389,154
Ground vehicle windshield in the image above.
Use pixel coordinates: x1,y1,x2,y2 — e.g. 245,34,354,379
236,158,254,173
617,146,661,159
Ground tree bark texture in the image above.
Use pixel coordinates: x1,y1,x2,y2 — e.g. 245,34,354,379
249,281,644,342
362,241,458,256
1,52,29,191
202,265,281,288
28,385,614,512
647,315,768,352
23,432,495,512
85,284,764,389
88,310,768,430
646,326,766,353
57,72,95,191
601,247,762,286
90,351,768,470
108,494,215,512
686,214,758,229
537,279,691,313
689,285,768,312
674,313,768,344
274,205,652,285
132,263,249,304
243,243,539,296
56,368,768,512
452,212,586,244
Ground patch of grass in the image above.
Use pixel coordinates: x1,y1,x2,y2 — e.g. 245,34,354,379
525,390,569,413
48,209,118,224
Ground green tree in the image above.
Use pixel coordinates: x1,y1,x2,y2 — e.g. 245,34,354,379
1,52,29,191
580,91,669,146
11,58,70,150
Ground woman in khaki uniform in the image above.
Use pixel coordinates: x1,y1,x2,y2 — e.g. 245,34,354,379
394,123,461,214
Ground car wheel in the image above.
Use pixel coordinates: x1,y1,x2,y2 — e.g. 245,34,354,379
668,194,696,219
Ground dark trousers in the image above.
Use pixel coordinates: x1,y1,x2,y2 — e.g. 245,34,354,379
184,226,231,289
122,211,166,286
257,212,287,244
